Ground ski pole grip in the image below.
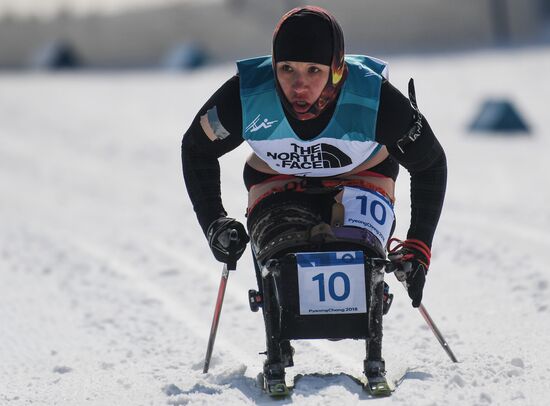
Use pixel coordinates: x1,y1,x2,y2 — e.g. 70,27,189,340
226,229,239,271
384,260,411,281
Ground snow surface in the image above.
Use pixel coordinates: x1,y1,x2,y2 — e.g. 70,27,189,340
1,46,550,405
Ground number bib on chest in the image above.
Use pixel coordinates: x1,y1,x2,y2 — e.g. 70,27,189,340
296,251,367,315
341,186,395,248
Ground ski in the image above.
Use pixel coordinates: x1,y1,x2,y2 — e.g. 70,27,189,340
363,359,394,397
361,375,393,397
256,371,401,397
365,365,412,396
257,372,290,397
288,373,395,397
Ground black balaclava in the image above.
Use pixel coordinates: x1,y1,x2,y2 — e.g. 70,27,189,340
272,6,347,121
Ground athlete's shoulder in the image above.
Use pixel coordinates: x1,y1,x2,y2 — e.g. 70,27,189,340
205,74,241,110
345,54,389,80
236,56,274,91
237,55,272,69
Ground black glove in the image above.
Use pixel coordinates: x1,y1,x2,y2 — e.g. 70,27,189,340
387,238,431,308
207,217,250,266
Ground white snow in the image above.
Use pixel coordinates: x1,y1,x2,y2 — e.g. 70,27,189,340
1,46,550,405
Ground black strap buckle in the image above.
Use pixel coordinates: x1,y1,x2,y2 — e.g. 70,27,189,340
396,78,423,154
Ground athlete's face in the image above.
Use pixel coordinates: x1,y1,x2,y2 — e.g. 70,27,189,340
276,61,330,115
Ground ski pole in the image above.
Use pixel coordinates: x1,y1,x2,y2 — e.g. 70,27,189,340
398,280,459,363
386,260,459,363
203,230,238,374
417,301,458,363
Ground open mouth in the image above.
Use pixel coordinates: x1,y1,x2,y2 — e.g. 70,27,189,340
292,100,310,113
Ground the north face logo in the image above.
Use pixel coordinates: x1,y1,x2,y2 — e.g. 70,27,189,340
266,143,352,170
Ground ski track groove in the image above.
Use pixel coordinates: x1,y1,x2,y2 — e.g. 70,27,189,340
3,222,254,375
67,238,255,369
0,225,198,405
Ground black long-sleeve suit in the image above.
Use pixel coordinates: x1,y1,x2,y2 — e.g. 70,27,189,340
182,74,446,248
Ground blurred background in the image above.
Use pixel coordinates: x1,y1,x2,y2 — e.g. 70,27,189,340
1,0,550,70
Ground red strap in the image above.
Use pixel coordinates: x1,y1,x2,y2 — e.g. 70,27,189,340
387,237,431,267
387,237,405,253
403,239,431,264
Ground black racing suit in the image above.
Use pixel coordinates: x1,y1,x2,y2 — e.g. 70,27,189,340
181,74,447,249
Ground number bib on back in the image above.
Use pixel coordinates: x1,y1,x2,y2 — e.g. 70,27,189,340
341,186,395,248
296,251,367,315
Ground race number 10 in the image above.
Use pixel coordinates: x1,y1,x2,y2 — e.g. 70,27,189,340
297,251,367,315
312,272,350,302
341,187,395,247
355,195,387,225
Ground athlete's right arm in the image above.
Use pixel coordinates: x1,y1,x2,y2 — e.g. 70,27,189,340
181,75,244,235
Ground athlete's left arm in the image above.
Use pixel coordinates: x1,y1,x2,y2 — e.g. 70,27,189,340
375,79,447,248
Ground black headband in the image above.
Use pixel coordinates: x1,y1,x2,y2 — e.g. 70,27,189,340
273,8,333,65
272,6,347,120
